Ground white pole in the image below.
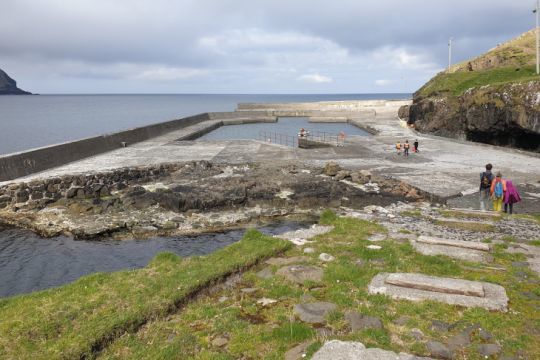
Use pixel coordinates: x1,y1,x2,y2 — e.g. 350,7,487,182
448,37,453,71
535,1,539,75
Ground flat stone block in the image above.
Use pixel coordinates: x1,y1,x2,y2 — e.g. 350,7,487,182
412,243,489,263
385,273,485,297
416,236,490,251
312,340,433,360
368,273,508,312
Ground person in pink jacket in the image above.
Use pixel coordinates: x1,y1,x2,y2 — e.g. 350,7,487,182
503,180,521,214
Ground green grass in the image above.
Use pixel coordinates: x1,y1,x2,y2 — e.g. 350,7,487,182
417,65,538,98
4,211,539,359
0,230,291,359
96,212,540,359
400,210,422,218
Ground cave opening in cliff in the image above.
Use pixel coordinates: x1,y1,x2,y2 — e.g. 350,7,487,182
466,128,540,152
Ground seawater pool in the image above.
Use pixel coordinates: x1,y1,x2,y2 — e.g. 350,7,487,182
197,117,370,141
0,221,308,298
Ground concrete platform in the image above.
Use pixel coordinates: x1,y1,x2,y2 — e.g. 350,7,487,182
4,100,540,206
368,273,508,312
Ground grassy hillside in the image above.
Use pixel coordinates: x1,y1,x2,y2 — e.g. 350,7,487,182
417,29,539,98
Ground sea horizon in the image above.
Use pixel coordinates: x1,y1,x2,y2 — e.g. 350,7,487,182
0,93,411,155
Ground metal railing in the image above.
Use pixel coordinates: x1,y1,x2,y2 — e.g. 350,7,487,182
258,131,298,147
258,129,346,147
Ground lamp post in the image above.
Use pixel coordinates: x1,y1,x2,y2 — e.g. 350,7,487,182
535,0,539,75
448,37,453,71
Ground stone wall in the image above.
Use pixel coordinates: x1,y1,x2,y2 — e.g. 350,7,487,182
0,163,185,209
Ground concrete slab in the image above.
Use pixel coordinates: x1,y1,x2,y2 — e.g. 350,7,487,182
311,340,433,360
416,236,490,251
412,242,489,262
368,273,508,312
385,273,485,297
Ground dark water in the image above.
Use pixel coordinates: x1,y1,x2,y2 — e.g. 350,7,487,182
0,221,307,298
198,117,370,141
0,94,409,155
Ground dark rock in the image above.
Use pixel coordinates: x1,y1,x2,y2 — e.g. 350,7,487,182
334,170,350,181
66,187,84,199
15,190,29,203
447,332,471,351
393,315,411,326
431,320,452,332
345,312,383,331
478,329,494,341
427,341,454,359
294,302,337,324
30,191,43,200
0,68,32,95
477,343,501,357
410,328,424,340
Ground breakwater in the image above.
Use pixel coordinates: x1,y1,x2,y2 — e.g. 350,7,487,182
0,100,408,182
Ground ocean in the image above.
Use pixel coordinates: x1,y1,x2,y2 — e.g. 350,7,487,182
0,93,410,155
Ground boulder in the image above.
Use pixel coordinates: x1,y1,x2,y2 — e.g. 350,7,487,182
334,170,350,181
345,312,384,332
323,161,341,176
294,302,337,324
276,265,324,284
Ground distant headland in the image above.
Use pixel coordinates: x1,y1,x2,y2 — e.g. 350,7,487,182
0,68,32,95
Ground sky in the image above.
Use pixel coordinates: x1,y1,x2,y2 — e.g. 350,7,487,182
0,0,534,94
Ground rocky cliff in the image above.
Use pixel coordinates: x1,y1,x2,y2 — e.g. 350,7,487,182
400,29,540,152
0,68,31,95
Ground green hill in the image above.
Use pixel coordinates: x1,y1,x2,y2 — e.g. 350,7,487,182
417,29,539,98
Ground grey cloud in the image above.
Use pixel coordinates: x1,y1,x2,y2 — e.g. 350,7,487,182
0,0,534,93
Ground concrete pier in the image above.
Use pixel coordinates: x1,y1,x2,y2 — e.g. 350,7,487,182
2,99,540,206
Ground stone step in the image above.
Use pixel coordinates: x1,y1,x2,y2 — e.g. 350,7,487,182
368,272,508,312
416,236,490,251
385,273,485,297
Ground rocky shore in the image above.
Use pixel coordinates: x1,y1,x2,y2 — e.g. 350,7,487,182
0,161,431,239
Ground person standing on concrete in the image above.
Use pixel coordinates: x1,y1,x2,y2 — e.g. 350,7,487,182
396,141,402,155
503,180,521,214
490,171,507,212
404,140,410,157
479,163,493,211
413,139,419,153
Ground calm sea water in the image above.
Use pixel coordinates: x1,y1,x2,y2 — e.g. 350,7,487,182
198,117,370,141
0,94,409,155
0,221,308,298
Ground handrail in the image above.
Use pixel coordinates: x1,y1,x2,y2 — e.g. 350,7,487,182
258,129,346,147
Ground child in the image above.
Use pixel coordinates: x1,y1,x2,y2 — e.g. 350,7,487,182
396,141,402,155
413,139,419,153
503,180,521,214
490,172,506,212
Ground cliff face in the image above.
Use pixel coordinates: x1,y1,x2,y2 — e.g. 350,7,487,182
402,82,540,151
400,29,540,152
0,69,31,95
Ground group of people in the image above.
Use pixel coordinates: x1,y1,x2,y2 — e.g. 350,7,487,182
479,163,521,213
396,139,419,157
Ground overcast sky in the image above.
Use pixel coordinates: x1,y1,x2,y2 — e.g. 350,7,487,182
0,0,533,94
